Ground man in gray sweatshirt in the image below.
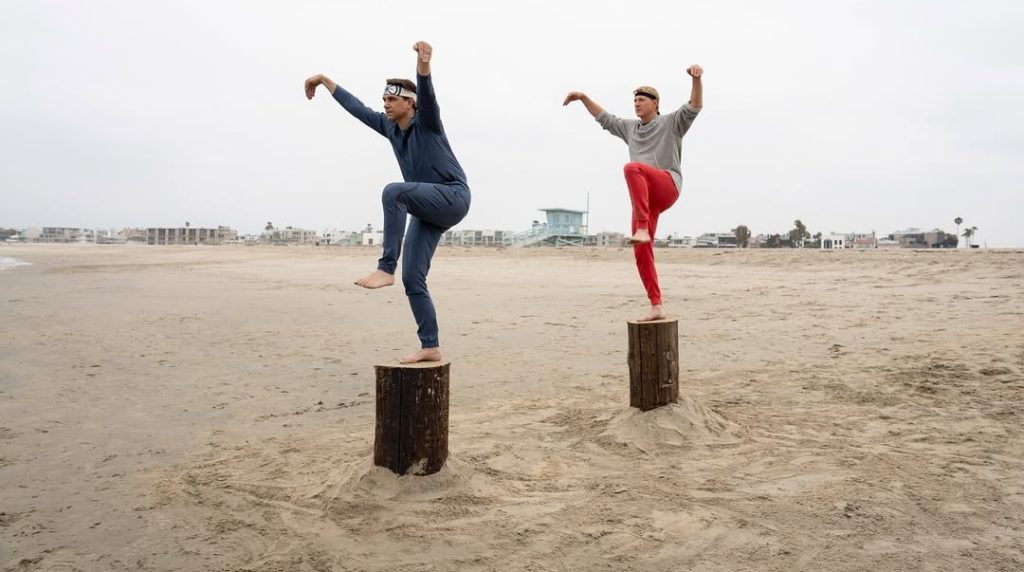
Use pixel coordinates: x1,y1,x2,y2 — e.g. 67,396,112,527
305,41,470,363
563,65,704,321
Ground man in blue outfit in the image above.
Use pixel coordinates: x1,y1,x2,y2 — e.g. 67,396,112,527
305,41,470,364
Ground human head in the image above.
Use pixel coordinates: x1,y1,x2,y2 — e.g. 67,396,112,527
633,85,659,121
383,78,417,122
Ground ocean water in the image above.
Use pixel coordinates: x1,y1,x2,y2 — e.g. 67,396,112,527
0,256,31,271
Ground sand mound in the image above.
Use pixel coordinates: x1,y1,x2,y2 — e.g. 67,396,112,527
601,396,746,450
320,455,502,505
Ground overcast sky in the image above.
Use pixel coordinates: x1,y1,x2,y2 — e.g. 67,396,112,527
2,0,1021,245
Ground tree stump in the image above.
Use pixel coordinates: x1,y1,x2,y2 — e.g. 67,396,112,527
627,318,679,411
373,360,450,476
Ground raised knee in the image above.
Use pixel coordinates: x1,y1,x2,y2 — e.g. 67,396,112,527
382,183,405,203
623,162,643,176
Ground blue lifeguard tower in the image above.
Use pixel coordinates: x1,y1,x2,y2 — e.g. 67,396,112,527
513,208,588,247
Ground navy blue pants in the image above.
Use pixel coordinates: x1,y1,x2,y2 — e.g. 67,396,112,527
377,181,470,348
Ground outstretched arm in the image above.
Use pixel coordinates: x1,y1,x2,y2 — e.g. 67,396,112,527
414,40,431,77
412,41,443,132
562,92,605,118
687,65,703,108
304,74,336,99
305,73,387,136
566,91,629,142
671,65,704,136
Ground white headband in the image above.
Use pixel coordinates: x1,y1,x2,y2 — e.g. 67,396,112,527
383,84,417,102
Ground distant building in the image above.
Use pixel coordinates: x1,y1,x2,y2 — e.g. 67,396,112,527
847,232,878,249
889,228,928,248
94,229,127,245
441,229,514,247
257,226,315,245
596,231,628,247
362,229,383,246
122,228,148,244
147,226,237,245
666,235,695,248
716,232,738,248
887,228,955,248
40,227,93,243
8,227,41,243
320,229,362,246
695,233,718,248
821,233,846,249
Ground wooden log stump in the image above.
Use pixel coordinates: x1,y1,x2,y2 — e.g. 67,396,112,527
373,360,450,476
627,318,679,411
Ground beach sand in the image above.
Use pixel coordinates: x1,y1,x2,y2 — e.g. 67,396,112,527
1,244,1022,571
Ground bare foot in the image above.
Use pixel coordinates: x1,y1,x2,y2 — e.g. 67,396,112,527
629,228,652,244
638,305,666,321
399,348,442,364
354,270,394,289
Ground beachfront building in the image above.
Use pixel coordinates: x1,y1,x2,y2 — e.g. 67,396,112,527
821,233,846,250
695,233,719,248
596,231,628,247
887,228,956,248
320,229,363,246
441,229,514,247
362,229,384,246
262,226,315,245
147,226,238,245
94,229,128,245
847,232,878,249
122,228,148,244
715,232,738,248
6,228,41,243
39,227,94,243
665,235,696,248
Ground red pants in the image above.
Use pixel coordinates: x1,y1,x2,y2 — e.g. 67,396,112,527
623,162,679,305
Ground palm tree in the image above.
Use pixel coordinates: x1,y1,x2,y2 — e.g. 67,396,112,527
265,222,274,231
962,226,976,247
954,217,962,247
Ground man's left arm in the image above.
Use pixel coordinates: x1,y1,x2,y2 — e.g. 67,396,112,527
687,65,703,109
413,41,443,132
673,64,703,135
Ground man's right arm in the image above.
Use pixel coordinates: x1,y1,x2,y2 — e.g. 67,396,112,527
305,73,387,136
562,92,604,118
564,91,629,141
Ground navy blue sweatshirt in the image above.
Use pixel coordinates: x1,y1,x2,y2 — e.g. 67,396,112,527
331,74,468,187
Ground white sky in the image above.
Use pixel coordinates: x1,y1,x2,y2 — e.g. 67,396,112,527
1,0,1021,245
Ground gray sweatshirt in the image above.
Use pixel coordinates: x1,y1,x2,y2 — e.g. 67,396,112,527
596,103,701,191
